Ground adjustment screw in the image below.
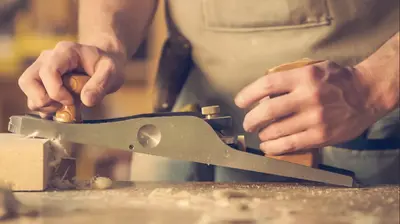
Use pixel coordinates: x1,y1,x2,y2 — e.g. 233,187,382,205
201,105,220,119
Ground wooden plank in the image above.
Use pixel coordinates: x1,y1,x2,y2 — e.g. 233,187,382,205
0,133,50,191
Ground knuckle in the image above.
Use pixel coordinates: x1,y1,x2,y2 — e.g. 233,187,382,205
262,76,275,92
103,58,117,73
258,129,267,140
55,41,76,51
305,65,323,82
39,50,51,58
308,90,321,105
259,125,282,141
46,87,62,100
262,105,275,121
314,127,329,143
312,108,325,124
32,95,50,109
282,136,297,153
17,75,28,88
39,64,59,77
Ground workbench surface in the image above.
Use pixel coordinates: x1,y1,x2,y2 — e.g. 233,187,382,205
4,182,400,224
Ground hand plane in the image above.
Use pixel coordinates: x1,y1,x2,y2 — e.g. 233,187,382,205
7,72,355,187
8,103,356,187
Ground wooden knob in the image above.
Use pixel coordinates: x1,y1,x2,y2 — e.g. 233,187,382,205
268,58,324,73
54,73,90,123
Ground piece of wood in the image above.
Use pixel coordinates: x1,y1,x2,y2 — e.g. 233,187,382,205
268,150,319,167
0,133,51,191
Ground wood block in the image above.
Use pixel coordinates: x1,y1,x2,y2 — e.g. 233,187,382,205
0,133,50,191
267,150,320,167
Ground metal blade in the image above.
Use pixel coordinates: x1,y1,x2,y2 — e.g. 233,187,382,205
9,114,354,187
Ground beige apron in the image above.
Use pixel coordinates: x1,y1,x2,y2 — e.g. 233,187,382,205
137,0,399,184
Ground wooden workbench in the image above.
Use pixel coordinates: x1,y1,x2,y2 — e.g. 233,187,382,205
3,182,399,224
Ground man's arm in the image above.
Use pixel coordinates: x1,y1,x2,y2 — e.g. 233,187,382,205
78,0,159,59
355,32,400,118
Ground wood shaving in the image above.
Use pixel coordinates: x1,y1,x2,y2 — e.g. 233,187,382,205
49,176,113,191
92,177,113,190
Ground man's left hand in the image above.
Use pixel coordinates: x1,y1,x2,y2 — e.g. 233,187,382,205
235,61,378,155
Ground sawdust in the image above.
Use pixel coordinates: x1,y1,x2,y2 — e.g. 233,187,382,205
145,187,264,223
212,189,251,200
4,183,397,223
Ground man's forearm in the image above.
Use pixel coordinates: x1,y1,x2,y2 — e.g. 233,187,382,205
78,0,158,59
356,32,399,117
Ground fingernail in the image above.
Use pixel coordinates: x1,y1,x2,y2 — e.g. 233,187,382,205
39,112,53,120
260,143,274,155
235,95,244,107
259,143,267,153
243,123,254,132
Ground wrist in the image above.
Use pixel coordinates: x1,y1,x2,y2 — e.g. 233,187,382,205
354,62,399,118
79,33,129,62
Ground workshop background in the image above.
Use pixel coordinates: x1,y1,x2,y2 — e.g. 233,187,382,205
0,0,168,181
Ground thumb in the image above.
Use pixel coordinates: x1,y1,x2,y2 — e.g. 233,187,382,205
80,59,115,107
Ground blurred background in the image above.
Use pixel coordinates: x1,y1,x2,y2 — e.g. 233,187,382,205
0,0,168,181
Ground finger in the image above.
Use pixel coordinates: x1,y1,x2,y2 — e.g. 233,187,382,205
19,55,54,110
37,102,61,119
39,42,82,105
259,129,323,155
20,77,53,111
258,110,319,141
235,72,294,108
243,93,300,132
81,57,121,107
76,45,103,75
27,98,61,112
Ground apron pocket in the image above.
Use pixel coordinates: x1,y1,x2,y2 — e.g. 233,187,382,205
202,0,332,32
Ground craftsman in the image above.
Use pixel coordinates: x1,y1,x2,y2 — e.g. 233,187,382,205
18,1,399,185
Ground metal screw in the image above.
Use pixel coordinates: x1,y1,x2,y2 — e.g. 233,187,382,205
236,135,246,151
201,105,220,119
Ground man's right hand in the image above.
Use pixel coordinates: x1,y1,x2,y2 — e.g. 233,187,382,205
18,41,126,118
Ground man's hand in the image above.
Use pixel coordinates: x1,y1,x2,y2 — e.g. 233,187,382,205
236,32,399,155
235,60,394,155
18,0,158,118
18,41,126,118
